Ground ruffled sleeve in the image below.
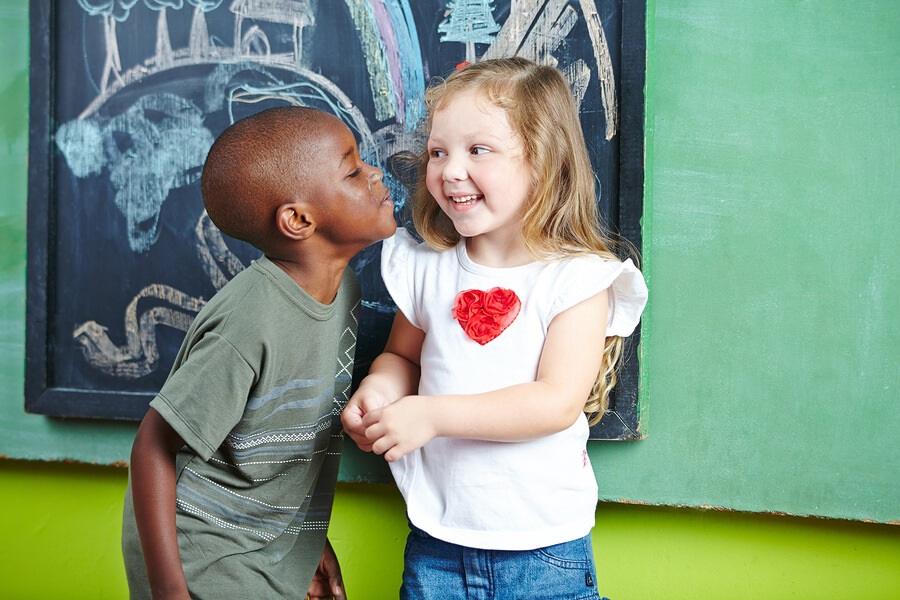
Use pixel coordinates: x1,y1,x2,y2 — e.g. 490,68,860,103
380,228,421,328
550,256,648,337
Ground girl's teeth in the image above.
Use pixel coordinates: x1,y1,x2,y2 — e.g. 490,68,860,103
453,195,478,203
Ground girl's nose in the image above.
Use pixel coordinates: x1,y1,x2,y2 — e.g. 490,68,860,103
442,154,467,182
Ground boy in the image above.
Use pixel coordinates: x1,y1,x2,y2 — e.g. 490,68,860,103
121,107,397,599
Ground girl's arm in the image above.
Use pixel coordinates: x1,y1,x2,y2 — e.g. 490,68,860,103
130,408,192,600
341,310,423,451
364,290,609,462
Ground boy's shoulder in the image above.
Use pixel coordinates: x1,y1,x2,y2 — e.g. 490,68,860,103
196,256,270,315
198,256,360,330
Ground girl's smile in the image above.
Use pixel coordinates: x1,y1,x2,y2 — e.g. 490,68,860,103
449,194,481,206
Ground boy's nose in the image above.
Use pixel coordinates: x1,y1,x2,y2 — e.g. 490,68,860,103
367,166,383,183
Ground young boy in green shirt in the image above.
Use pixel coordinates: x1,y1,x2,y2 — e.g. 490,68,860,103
121,106,397,599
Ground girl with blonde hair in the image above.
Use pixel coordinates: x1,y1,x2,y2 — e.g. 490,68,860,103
343,57,647,599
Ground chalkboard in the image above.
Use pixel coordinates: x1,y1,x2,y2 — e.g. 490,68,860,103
26,0,646,439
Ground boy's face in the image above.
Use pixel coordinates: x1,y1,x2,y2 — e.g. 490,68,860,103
308,116,397,249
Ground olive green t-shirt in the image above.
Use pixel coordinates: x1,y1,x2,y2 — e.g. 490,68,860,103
122,256,360,599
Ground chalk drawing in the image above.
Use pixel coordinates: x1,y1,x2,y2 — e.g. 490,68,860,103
195,211,247,291
57,1,623,384
479,0,618,139
56,93,214,253
232,0,312,67
344,0,397,122
577,0,617,140
439,0,502,64
75,0,128,93
74,282,207,379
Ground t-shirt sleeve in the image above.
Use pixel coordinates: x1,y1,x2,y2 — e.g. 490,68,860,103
380,228,422,328
550,256,648,337
150,332,256,462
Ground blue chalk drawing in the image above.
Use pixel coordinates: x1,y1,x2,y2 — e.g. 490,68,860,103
60,0,617,381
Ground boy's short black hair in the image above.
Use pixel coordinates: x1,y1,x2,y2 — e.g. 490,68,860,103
201,106,327,252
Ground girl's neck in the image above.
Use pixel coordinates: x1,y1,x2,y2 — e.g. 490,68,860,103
465,233,535,268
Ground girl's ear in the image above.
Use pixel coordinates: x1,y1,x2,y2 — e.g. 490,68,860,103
276,202,316,240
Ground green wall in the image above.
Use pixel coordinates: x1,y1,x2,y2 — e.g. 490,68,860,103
1,1,898,599
616,0,899,523
1,459,899,600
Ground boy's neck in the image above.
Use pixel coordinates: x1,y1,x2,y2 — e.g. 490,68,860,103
266,254,348,305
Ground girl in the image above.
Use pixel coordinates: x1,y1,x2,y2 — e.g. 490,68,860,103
342,57,647,600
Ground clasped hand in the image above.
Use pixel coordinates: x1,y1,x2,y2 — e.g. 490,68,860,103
341,391,436,462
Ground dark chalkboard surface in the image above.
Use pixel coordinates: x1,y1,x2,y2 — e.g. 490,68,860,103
27,0,645,439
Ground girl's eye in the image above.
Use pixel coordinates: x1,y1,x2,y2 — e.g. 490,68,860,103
429,149,446,159
471,146,489,156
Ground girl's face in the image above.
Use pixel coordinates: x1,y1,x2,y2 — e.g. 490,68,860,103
425,90,533,257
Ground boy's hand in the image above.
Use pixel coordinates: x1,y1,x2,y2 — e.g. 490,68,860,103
307,539,346,600
363,395,437,462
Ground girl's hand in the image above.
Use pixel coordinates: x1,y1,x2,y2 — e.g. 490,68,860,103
363,395,437,462
342,310,424,453
341,388,394,452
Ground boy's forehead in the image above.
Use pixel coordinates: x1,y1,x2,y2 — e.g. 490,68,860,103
313,111,355,138
307,119,358,164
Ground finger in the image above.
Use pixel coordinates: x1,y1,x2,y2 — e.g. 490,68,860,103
361,408,383,428
342,410,369,439
370,434,396,457
343,423,366,440
344,431,374,452
359,394,386,413
384,446,406,463
340,405,363,428
364,422,385,442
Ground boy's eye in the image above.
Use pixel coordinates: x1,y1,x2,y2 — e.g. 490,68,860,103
347,167,363,178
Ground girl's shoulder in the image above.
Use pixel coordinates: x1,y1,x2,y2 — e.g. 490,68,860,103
382,227,453,265
382,227,421,251
549,251,628,280
548,253,648,337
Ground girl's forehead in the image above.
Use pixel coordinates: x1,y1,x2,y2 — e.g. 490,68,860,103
437,88,498,113
432,91,514,131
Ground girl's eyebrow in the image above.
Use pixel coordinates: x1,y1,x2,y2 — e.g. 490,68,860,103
429,130,506,145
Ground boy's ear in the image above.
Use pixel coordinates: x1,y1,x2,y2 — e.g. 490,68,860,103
276,202,316,240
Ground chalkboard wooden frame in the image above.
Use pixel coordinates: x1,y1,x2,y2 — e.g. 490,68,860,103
25,0,646,439
26,1,146,420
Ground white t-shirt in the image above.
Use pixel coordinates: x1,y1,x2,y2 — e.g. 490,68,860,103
381,228,648,550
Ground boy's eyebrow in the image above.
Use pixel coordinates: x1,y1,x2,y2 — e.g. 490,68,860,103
338,147,354,167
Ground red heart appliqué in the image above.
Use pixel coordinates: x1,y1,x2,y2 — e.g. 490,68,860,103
451,287,521,345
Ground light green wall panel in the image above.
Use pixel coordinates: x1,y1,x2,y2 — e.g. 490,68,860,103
595,0,899,522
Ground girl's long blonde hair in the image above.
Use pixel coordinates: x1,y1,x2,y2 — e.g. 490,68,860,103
412,57,635,425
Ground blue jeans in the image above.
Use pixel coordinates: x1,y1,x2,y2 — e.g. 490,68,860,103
400,523,602,600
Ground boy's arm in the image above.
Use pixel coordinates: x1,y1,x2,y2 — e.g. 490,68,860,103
130,407,192,600
364,290,609,462
307,538,347,600
341,311,422,450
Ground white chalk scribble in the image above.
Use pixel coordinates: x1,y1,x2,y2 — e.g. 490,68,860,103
62,1,621,382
